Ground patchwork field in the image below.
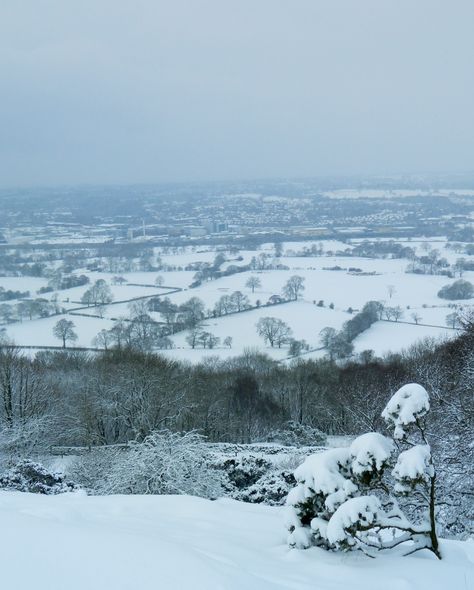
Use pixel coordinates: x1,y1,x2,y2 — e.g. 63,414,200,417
2,238,473,361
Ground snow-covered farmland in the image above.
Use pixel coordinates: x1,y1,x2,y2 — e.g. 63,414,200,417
268,259,472,312
0,491,472,590
2,241,473,360
0,276,48,293
5,314,115,348
167,301,349,362
158,257,470,361
353,321,455,356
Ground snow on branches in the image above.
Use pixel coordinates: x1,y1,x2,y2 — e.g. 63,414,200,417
326,496,382,548
392,445,433,493
285,383,441,559
381,383,430,440
349,433,394,480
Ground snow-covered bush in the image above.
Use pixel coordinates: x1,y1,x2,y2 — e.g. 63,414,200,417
72,430,222,498
0,417,56,468
70,440,320,505
266,421,326,447
216,455,271,492
207,443,322,506
285,383,441,559
0,460,77,494
235,469,295,505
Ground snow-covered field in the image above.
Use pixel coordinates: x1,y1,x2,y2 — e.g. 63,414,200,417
2,239,473,359
0,276,48,293
160,258,469,361
353,321,456,356
6,313,115,348
0,491,472,590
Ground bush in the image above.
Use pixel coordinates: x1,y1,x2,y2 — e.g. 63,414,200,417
236,469,296,505
0,460,77,494
438,279,474,300
266,421,326,447
71,430,222,498
216,455,271,491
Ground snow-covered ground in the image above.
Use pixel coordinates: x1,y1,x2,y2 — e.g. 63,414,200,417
353,321,456,356
40,279,171,309
5,313,115,348
2,239,473,359
0,276,48,293
164,301,348,362
0,491,472,590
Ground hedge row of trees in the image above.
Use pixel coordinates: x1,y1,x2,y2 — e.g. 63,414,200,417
0,297,62,324
319,301,382,359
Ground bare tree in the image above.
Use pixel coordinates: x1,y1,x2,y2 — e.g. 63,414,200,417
81,279,114,306
230,290,250,312
178,297,205,328
392,306,403,322
411,312,422,325
319,326,337,359
186,327,203,349
256,317,292,348
109,318,128,349
282,275,305,301
53,319,78,348
0,304,14,324
92,329,112,350
446,311,461,329
385,306,403,322
245,276,261,293
214,295,234,316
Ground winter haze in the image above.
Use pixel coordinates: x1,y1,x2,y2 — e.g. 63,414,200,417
1,0,474,186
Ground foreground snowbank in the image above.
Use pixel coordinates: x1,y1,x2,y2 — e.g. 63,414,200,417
0,491,472,590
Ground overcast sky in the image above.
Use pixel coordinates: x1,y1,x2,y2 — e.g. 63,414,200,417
1,1,473,187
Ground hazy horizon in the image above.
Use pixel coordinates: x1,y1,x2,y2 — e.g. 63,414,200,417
1,1,473,187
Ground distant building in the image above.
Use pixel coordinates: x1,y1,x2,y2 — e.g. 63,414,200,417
203,220,228,234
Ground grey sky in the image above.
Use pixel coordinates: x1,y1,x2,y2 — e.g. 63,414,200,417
1,0,473,187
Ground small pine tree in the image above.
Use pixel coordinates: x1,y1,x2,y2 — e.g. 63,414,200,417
285,383,441,559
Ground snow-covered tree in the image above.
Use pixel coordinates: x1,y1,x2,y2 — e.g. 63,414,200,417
285,383,441,559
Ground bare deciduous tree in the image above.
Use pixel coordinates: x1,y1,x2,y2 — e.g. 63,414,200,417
53,319,78,348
